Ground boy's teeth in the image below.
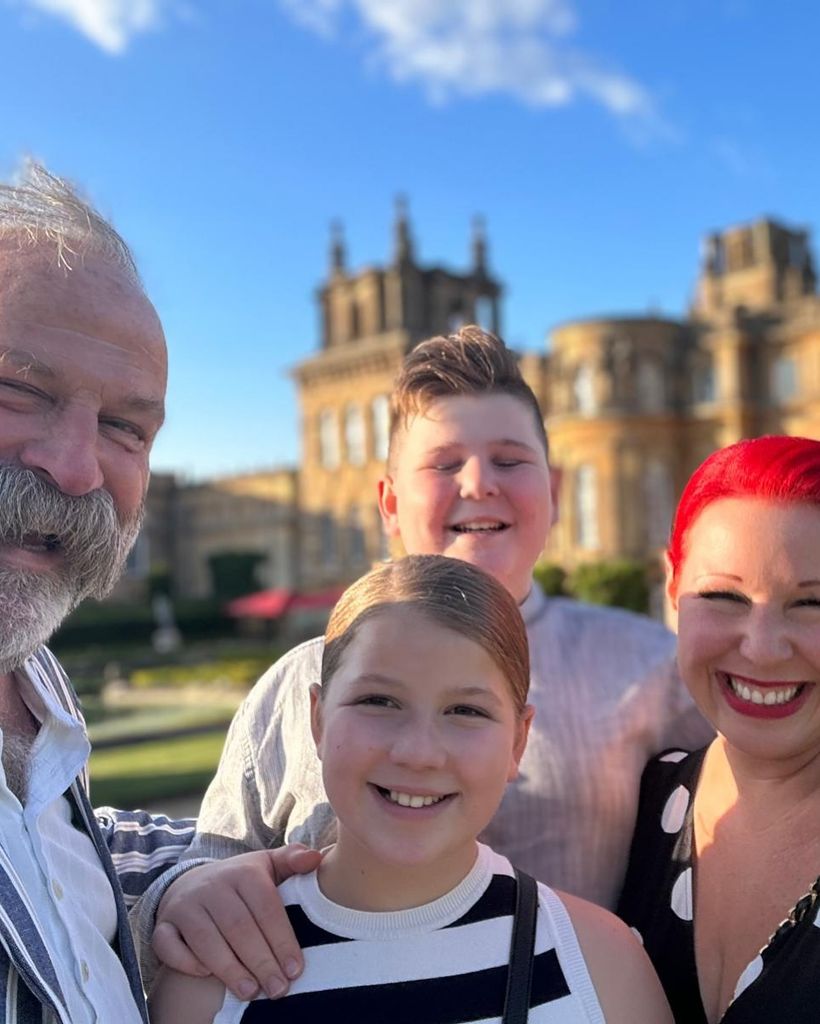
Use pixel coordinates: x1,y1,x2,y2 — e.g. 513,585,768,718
388,790,446,808
727,675,800,705
453,522,503,533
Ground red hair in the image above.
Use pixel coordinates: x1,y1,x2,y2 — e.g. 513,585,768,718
668,436,820,586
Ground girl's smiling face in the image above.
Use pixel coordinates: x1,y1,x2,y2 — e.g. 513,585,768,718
672,497,820,767
310,605,531,908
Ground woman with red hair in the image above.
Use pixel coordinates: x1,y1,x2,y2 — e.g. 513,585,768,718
618,435,820,1024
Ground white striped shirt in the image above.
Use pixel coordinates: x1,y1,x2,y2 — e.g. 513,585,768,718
215,844,605,1024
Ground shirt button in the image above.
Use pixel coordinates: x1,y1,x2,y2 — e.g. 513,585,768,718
80,961,90,983
52,880,63,900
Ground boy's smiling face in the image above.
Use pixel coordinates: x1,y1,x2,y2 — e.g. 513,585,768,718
378,393,552,603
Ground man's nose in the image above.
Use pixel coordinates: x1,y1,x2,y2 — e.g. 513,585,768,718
457,456,499,500
19,407,104,497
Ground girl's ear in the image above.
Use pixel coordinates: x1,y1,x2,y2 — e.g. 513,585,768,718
507,705,534,783
309,683,324,757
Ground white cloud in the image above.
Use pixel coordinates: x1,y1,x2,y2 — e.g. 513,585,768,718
286,0,659,126
21,0,163,53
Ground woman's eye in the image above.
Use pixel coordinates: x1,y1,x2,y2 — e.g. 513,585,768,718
794,597,820,609
698,590,747,604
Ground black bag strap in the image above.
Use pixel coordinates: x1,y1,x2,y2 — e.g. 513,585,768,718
502,868,538,1024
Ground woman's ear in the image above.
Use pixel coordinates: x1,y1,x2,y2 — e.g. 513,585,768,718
309,683,324,757
507,705,535,783
664,550,679,612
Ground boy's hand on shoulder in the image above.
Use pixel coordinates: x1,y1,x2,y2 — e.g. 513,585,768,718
152,844,322,1003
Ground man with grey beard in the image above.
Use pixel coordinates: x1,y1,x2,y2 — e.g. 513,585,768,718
0,164,314,1024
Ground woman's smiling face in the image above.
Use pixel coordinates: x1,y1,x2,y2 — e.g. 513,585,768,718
672,497,820,766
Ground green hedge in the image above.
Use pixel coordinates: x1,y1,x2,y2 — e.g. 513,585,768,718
534,559,650,614
129,656,273,690
566,560,650,614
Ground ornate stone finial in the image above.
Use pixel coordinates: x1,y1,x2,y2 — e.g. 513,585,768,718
393,194,414,265
471,214,487,273
330,219,346,274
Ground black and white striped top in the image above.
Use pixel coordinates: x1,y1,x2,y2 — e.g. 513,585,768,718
215,844,605,1024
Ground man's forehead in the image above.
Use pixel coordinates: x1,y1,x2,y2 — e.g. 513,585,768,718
0,245,166,358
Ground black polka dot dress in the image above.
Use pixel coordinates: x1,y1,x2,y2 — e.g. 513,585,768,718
617,748,820,1023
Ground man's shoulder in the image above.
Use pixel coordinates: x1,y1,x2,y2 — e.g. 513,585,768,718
241,635,325,712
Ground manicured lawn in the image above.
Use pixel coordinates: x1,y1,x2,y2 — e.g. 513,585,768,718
89,730,227,809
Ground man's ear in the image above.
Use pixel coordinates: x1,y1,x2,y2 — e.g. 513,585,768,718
507,705,534,783
309,683,324,757
377,475,401,538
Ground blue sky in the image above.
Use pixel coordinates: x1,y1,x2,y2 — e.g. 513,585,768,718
1,0,816,477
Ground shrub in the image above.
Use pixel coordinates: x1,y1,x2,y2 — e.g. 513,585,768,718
532,561,567,596
129,656,274,690
566,561,650,614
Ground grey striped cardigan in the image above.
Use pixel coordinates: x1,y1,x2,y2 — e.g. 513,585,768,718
0,647,198,1023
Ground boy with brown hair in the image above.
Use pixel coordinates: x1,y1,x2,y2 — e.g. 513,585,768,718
143,326,710,1001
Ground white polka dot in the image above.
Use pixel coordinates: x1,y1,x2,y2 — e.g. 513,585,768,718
659,750,688,763
733,955,763,1000
630,927,644,945
670,868,693,921
661,785,690,834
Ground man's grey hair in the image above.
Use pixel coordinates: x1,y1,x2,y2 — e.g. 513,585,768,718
0,160,142,287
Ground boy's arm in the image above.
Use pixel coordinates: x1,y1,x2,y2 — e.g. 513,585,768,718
148,966,227,1024
560,893,673,1024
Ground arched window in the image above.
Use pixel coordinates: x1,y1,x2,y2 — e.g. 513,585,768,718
573,363,597,415
771,355,797,402
637,360,665,413
371,394,390,462
319,513,337,566
345,403,366,466
575,465,599,550
318,410,340,469
644,459,674,549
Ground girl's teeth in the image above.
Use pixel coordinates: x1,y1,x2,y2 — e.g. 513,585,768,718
387,790,445,808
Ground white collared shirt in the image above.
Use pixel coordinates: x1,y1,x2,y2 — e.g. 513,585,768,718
0,664,143,1024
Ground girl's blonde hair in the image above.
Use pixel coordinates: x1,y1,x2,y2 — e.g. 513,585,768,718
321,554,530,713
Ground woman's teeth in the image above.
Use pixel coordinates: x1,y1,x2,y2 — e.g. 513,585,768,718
726,675,802,705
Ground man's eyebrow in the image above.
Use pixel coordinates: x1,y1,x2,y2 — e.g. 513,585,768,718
0,347,56,378
0,346,165,423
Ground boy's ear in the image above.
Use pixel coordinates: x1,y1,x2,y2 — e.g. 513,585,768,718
507,705,534,783
548,465,562,527
377,475,401,538
309,683,324,756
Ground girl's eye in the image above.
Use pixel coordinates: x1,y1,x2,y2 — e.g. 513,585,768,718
356,695,398,709
448,704,490,719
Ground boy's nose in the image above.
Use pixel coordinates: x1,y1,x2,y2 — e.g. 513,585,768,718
457,456,499,500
